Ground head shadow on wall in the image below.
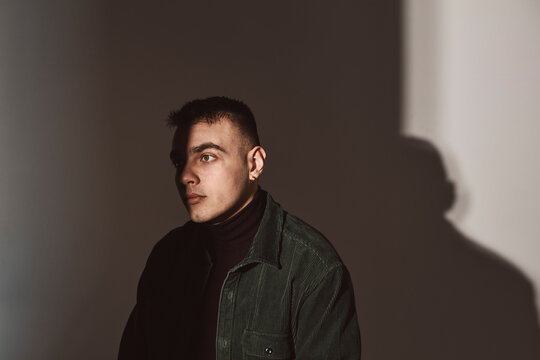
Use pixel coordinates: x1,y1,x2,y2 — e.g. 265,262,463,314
351,136,540,359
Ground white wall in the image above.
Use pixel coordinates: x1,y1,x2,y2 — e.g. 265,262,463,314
404,0,540,315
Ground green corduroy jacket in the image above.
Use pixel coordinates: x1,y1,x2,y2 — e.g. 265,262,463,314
119,193,361,359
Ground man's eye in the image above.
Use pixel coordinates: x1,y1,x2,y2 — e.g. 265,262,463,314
201,154,216,162
171,159,185,168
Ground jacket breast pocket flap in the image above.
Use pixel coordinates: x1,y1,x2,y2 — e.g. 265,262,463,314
242,329,293,359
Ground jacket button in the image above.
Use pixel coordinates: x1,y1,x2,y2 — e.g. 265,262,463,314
265,347,273,355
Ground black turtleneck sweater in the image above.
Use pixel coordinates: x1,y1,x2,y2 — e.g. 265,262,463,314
190,188,267,359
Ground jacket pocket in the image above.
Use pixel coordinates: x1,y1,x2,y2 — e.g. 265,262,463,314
241,329,293,359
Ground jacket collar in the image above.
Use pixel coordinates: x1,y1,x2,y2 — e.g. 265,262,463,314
234,192,283,270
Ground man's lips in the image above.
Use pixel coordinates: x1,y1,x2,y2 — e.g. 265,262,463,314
185,193,205,205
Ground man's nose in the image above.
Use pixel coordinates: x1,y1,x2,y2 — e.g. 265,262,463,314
180,161,199,186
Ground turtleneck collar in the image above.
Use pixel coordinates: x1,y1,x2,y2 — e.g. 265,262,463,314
203,188,267,254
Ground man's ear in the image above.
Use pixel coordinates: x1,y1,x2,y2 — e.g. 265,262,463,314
247,146,266,181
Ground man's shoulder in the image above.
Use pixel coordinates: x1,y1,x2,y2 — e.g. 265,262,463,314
280,211,344,272
147,221,197,259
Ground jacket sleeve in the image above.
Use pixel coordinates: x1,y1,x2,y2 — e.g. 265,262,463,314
118,303,147,360
117,239,162,360
294,264,361,359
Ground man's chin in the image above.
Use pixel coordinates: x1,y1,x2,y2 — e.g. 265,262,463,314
190,211,231,225
188,210,214,224
189,213,207,223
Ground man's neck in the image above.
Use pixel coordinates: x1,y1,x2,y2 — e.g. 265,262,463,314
204,187,266,247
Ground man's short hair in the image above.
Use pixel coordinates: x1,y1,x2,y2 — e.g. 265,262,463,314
167,96,260,147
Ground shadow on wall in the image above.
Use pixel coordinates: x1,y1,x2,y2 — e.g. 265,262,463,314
351,136,540,359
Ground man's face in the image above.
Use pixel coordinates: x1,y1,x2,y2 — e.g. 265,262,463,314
170,118,255,224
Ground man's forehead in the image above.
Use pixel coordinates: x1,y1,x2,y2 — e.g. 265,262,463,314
171,119,242,153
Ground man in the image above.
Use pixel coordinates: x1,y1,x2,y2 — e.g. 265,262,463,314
119,97,361,359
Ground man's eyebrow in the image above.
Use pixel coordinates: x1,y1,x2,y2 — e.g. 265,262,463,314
190,142,227,154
